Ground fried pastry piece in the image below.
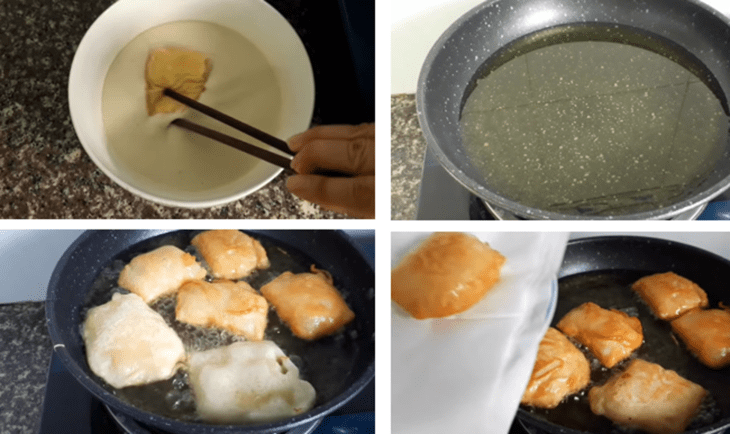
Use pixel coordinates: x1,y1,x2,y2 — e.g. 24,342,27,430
189,341,316,424
145,47,212,115
631,272,709,320
260,266,354,340
82,292,185,389
391,232,506,319
671,307,730,369
521,327,591,409
556,302,643,368
588,359,707,434
191,230,270,280
176,280,268,341
118,245,207,303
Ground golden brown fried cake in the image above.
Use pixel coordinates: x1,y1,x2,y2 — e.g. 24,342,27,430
521,327,591,409
118,245,207,303
176,280,268,341
145,47,212,115
191,230,270,280
631,272,709,320
556,302,643,368
391,232,506,319
83,293,186,389
588,359,707,434
260,266,354,340
671,307,730,369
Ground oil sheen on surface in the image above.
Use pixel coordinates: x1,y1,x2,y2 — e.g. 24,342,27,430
102,21,282,196
460,33,728,216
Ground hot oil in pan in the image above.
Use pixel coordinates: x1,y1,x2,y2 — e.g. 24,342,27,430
80,231,361,422
521,270,728,433
460,25,730,216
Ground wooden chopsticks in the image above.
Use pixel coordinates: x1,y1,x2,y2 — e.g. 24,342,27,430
163,88,295,174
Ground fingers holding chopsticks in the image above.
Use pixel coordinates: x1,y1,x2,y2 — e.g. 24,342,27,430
286,123,375,218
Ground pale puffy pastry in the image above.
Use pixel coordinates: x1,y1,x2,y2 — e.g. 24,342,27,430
588,359,707,434
176,280,268,341
188,341,316,424
391,232,506,319
118,245,207,303
145,47,212,115
82,292,185,389
631,272,709,320
521,327,591,409
260,266,355,340
191,230,270,280
556,302,643,368
671,307,730,369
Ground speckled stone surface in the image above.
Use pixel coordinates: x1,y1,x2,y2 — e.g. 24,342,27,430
391,94,427,220
0,0,348,219
0,302,52,434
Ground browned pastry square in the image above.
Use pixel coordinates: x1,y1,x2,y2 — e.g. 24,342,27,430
589,359,707,434
176,280,268,341
191,230,270,280
391,232,506,319
118,245,207,303
556,302,643,368
631,272,709,320
260,266,354,340
671,307,730,369
521,327,591,409
145,47,212,115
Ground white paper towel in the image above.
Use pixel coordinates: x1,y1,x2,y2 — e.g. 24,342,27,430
391,232,569,434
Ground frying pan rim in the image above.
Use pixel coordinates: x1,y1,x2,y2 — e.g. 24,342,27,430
517,234,730,434
45,229,375,433
416,0,730,220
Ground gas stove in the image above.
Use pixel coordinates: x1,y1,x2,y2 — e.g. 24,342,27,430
416,145,730,220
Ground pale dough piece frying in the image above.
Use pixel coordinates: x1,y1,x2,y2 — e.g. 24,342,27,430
191,230,270,280
176,280,268,341
556,302,643,368
82,292,186,389
145,46,212,115
631,272,709,320
671,307,730,369
521,327,591,409
391,232,506,319
117,245,207,304
188,341,316,424
260,266,355,340
588,359,707,434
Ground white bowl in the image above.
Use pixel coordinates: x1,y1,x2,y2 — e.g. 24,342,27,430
69,0,314,208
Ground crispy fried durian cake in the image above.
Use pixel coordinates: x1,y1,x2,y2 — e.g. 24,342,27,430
631,272,709,321
117,245,207,304
671,307,730,369
556,302,643,368
521,327,591,409
82,292,185,389
391,232,506,319
145,47,212,115
188,341,316,424
191,230,270,280
260,266,354,340
588,359,707,434
176,280,268,341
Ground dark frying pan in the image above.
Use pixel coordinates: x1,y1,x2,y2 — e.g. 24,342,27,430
45,230,374,434
417,0,730,220
517,236,730,434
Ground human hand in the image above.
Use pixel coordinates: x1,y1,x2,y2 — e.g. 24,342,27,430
286,123,375,219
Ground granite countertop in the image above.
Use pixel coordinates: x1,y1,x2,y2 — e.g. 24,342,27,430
0,302,52,434
0,0,363,219
391,94,427,220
